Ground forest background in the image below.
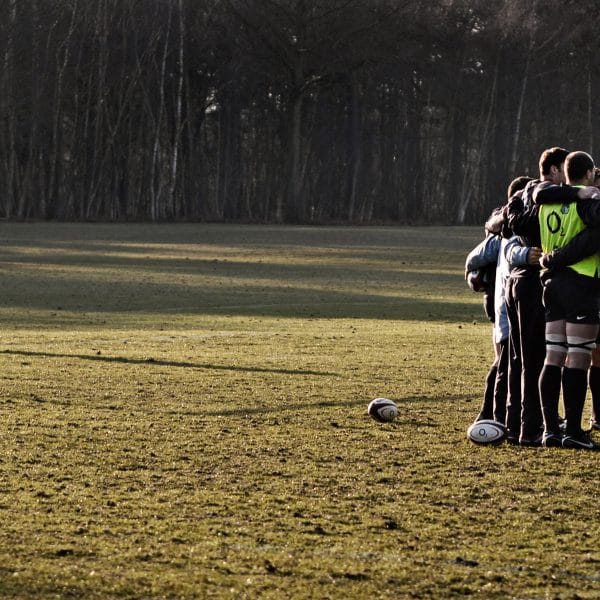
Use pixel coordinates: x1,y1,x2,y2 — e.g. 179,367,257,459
1,0,598,225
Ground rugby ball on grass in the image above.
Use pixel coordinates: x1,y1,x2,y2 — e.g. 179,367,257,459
367,398,398,423
467,419,506,445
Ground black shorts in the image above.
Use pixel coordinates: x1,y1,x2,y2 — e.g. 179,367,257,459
541,270,600,325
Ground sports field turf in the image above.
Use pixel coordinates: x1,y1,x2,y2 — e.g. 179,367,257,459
0,223,599,599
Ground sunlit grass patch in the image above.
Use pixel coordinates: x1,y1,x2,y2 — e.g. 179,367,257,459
1,223,599,599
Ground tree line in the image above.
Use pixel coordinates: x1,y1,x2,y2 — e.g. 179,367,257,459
1,0,598,224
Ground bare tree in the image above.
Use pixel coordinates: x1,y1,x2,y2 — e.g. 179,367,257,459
1,0,600,224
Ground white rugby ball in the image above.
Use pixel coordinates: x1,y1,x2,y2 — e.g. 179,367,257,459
367,398,398,423
467,419,506,445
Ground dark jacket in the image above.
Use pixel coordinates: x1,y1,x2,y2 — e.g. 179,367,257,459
504,180,546,278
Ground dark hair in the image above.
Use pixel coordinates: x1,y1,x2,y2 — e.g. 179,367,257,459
539,147,569,175
565,151,594,182
507,175,533,199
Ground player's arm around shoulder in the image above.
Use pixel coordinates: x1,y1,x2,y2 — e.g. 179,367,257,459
540,228,600,270
533,181,580,205
577,197,600,227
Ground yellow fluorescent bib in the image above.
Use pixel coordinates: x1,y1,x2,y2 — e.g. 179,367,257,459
538,196,600,278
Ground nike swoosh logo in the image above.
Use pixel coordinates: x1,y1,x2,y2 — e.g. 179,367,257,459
576,316,586,321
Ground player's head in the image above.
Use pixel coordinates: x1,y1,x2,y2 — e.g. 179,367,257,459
565,151,595,185
539,147,569,184
507,175,533,199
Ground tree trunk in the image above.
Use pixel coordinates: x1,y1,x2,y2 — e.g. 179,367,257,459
167,0,185,218
1,0,18,218
509,34,533,178
286,90,303,222
456,47,500,224
149,2,172,221
347,75,361,222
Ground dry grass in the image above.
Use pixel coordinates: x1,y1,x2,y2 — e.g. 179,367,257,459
0,223,599,599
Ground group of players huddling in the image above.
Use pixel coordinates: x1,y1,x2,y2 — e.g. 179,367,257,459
466,147,600,450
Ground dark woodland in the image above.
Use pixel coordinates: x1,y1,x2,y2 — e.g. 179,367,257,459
1,0,599,224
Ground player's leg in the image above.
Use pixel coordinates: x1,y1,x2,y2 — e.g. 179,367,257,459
504,278,522,443
589,345,600,430
515,276,545,445
539,318,567,446
492,337,509,424
562,321,599,449
476,337,499,422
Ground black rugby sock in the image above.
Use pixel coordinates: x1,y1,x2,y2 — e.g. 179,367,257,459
588,365,600,423
539,364,562,434
562,367,588,435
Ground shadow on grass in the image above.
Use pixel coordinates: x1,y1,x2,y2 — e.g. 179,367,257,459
0,271,478,322
1,349,337,377
174,394,472,418
0,224,478,323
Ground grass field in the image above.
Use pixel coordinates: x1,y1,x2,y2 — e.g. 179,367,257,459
1,223,599,599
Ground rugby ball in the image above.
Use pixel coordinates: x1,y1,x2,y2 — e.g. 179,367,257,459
466,269,486,292
466,419,506,445
466,265,495,292
367,398,398,423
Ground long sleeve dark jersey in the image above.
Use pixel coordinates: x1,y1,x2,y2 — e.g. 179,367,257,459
504,180,543,278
